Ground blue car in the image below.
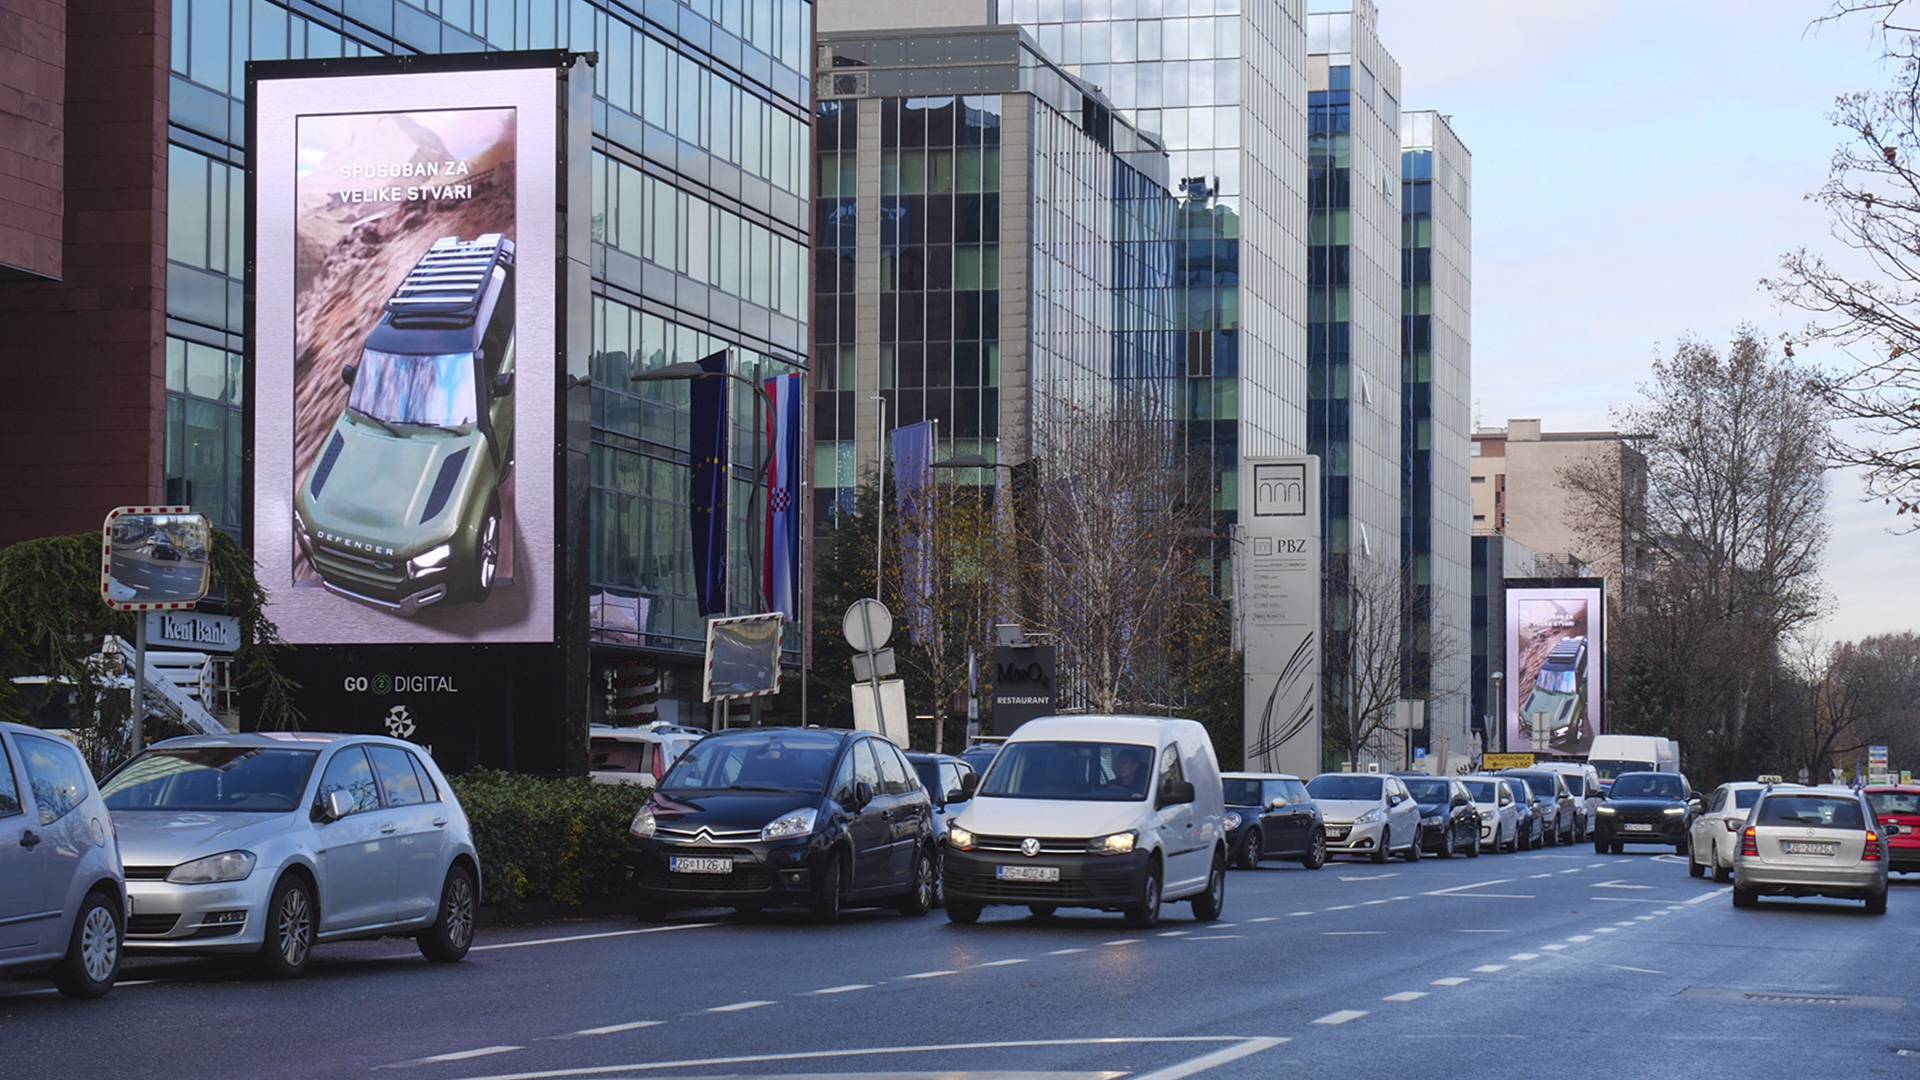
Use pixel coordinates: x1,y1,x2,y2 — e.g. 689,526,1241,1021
906,751,979,907
1222,772,1327,870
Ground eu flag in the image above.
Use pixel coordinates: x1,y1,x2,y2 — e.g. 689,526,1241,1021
689,350,729,615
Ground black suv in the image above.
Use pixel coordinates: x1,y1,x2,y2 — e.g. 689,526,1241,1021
625,728,936,924
1396,773,1483,858
1594,771,1698,854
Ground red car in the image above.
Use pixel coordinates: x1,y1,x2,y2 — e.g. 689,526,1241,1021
1865,786,1920,873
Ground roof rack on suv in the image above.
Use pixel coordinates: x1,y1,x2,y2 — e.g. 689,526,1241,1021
386,234,514,324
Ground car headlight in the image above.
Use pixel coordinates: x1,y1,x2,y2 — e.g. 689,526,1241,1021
761,808,818,841
166,850,256,885
1088,831,1137,856
408,544,453,578
1597,805,1616,815
1664,806,1686,816
1422,812,1444,823
629,807,657,839
1356,808,1384,825
948,823,976,852
1223,812,1243,832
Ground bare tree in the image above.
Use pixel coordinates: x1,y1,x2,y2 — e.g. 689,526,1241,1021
1321,555,1464,769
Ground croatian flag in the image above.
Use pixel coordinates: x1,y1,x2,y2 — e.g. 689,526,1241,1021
763,373,804,621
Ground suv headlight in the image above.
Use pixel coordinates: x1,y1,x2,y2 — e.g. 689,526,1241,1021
1356,808,1384,825
1088,831,1137,856
1223,812,1243,832
629,807,657,839
948,823,976,852
1664,806,1686,816
167,850,256,884
408,544,453,578
761,808,818,841
1596,805,1617,815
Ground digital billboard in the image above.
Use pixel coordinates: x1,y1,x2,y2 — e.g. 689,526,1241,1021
251,60,561,644
1503,583,1604,755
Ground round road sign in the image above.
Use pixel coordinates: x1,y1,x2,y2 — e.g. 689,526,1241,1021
842,598,894,653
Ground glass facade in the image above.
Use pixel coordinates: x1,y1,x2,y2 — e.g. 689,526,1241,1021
166,0,812,670
1401,109,1472,752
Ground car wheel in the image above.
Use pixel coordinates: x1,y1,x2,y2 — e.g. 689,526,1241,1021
1302,829,1327,870
1439,827,1454,859
932,848,945,909
1371,829,1391,864
257,874,316,978
1713,862,1732,884
1403,833,1421,863
417,864,478,962
809,849,844,926
1732,885,1758,909
1236,829,1262,870
469,497,501,602
897,847,936,917
1467,830,1482,858
1123,858,1163,929
52,889,121,999
1688,839,1706,878
1866,888,1888,915
1028,904,1057,919
1595,837,1609,855
1517,824,1530,851
946,898,983,925
1611,842,1624,855
1190,848,1227,921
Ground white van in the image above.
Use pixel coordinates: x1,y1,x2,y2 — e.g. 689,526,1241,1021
941,715,1227,928
1587,734,1679,793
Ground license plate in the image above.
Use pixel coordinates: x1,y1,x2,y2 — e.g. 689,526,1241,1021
1327,827,1350,839
668,856,734,874
1622,823,1654,832
1784,841,1835,856
996,865,1060,883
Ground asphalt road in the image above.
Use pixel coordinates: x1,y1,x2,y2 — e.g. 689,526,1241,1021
4,847,1916,1079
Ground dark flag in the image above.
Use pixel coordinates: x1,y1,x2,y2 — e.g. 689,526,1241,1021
689,350,730,615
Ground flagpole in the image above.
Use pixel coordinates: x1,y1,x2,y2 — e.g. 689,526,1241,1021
749,355,765,727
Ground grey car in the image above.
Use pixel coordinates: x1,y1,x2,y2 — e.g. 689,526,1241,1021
1734,786,1890,914
0,721,126,998
102,732,481,977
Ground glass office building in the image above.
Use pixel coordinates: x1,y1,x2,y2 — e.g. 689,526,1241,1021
1401,108,1472,755
996,0,1311,527
165,0,812,718
812,25,1178,511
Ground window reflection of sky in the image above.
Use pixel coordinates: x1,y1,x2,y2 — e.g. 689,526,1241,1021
351,350,477,427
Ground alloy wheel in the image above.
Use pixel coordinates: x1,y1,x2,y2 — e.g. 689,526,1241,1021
279,887,313,967
80,906,118,984
479,515,500,590
446,874,476,950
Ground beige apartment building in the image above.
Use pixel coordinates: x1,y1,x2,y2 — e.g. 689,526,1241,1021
1471,419,1647,595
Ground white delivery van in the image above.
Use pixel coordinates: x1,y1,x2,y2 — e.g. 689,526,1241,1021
1587,734,1679,792
941,715,1227,929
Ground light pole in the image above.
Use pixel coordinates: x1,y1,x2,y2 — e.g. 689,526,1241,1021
1490,670,1505,753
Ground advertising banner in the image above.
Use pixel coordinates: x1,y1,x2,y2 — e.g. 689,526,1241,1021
1503,583,1605,754
252,61,561,644
1237,457,1322,776
990,644,1056,736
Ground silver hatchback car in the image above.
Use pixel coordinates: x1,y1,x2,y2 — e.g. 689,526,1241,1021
1733,786,1889,914
101,732,481,976
0,722,126,998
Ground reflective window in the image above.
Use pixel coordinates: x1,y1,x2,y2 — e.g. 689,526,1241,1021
16,734,90,825
316,746,382,816
0,739,19,818
368,746,427,807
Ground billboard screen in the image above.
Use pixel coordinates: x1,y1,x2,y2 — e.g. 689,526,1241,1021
252,61,560,644
1503,584,1604,755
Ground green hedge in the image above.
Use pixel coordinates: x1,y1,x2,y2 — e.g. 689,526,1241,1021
451,770,649,911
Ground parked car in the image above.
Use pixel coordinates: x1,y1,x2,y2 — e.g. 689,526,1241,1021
1538,761,1602,841
1734,785,1889,913
1688,781,1767,882
1504,776,1546,850
1864,786,1920,875
103,732,480,977
1593,771,1697,855
1397,774,1482,857
588,723,704,787
626,727,935,924
907,750,978,905
1307,772,1422,864
0,722,125,998
1461,775,1520,852
1504,769,1579,845
1221,772,1326,870
958,741,1002,779
943,715,1227,928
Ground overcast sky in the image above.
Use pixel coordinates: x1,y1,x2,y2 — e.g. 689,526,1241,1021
1377,0,1914,643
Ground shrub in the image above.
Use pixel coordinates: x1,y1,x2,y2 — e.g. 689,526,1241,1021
451,770,648,910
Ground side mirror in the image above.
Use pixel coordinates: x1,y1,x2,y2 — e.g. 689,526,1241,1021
961,771,980,795
853,780,875,809
493,370,515,396
319,788,354,823
1161,779,1196,806
1268,797,1289,810
342,364,358,387
1389,793,1404,807
1688,796,1703,812
945,787,971,804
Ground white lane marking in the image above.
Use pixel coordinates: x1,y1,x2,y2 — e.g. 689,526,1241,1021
1338,873,1401,881
1593,897,1669,904
1325,904,1357,911
1158,930,1192,937
1384,991,1428,1002
1213,923,1238,928
1472,964,1507,974
1567,934,1595,943
1541,944,1569,951
1288,911,1315,917
1613,921,1637,927
1559,868,1584,874
1594,880,1655,890
1361,899,1392,906
1313,1009,1369,1025
1595,927,1619,934
1509,953,1540,961
706,1000,775,1012
1587,862,1608,868
1530,873,1556,879
1606,964,1665,974
808,984,874,995
1431,977,1470,986
1250,916,1280,923
1105,938,1142,946
443,1036,1269,1080
977,958,1029,968
1633,915,1656,922
1455,928,1512,934
1131,1037,1292,1080
1390,895,1413,901
559,1021,663,1038
1422,878,1513,896
1049,947,1089,956
1187,934,1244,941
473,922,722,953
1324,930,1386,936
380,1046,522,1069
1429,892,1535,899
901,970,957,980
1687,887,1732,905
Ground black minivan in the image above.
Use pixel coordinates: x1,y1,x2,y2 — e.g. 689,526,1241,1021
624,728,936,924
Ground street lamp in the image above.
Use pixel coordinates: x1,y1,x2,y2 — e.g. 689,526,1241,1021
929,453,1014,472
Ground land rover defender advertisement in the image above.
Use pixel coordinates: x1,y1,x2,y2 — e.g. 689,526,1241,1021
252,63,560,645
1504,585,1604,755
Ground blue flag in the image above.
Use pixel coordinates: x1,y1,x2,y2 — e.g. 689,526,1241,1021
688,351,729,615
892,421,935,642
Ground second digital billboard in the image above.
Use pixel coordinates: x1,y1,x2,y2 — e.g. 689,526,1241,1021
1503,583,1604,755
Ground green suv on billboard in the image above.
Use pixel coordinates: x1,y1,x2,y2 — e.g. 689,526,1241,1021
1522,635,1588,747
294,234,516,616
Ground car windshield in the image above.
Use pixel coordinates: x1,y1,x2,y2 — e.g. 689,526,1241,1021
1307,775,1383,801
1735,788,1762,810
1537,667,1578,694
1404,778,1451,804
1868,791,1920,816
1562,774,1586,796
658,730,840,794
1611,774,1686,800
979,742,1156,801
1520,774,1557,797
1590,758,1653,781
1757,795,1865,830
1506,781,1532,803
1224,778,1265,806
1462,780,1498,802
350,349,478,428
101,748,319,812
